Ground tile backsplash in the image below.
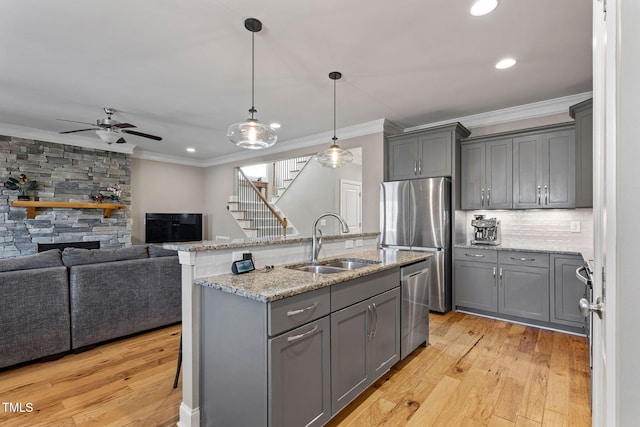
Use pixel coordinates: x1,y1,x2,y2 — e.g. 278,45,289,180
457,209,593,250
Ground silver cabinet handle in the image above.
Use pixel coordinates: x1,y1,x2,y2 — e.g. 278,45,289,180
371,302,378,339
366,305,373,340
487,188,491,206
499,267,503,286
537,186,541,205
465,253,485,258
493,267,496,277
287,301,318,316
544,185,548,205
481,189,484,206
510,256,535,262
493,267,497,286
287,324,318,342
418,160,422,175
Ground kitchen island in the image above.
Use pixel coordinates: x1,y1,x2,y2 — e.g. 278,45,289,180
165,233,429,427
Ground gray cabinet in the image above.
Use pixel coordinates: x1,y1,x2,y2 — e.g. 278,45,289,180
386,123,470,181
513,127,575,209
331,286,400,415
498,252,550,322
454,248,550,322
550,254,588,331
570,98,593,208
269,316,331,427
460,138,512,209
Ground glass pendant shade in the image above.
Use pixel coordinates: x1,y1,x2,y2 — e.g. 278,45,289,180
96,129,124,144
317,71,353,168
228,18,276,149
317,142,354,168
227,117,277,149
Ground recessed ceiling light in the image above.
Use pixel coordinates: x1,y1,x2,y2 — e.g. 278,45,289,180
270,123,281,129
186,147,196,152
470,0,499,16
495,58,517,69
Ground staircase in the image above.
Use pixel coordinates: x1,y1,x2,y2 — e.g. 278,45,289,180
271,156,312,203
227,196,298,238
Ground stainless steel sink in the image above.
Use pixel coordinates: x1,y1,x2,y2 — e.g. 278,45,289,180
320,258,380,269
286,258,380,274
289,265,346,274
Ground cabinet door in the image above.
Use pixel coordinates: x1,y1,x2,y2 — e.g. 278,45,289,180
331,299,371,415
499,265,549,322
551,255,587,328
269,316,331,427
485,139,513,209
460,142,485,209
368,288,400,380
513,134,543,208
573,102,593,208
418,131,452,177
454,260,497,312
388,137,419,181
542,130,575,208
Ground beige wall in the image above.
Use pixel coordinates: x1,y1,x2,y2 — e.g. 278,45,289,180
204,132,385,239
130,158,205,244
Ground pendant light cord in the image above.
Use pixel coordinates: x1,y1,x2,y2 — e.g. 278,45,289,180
332,76,337,143
250,30,256,120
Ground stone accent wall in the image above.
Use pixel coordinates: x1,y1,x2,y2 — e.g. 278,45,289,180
0,135,131,258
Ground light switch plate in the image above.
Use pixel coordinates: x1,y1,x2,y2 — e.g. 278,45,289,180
570,221,581,233
355,239,363,247
345,240,354,249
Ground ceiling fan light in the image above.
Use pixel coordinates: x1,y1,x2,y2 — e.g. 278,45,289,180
96,129,122,144
227,118,277,149
317,143,354,168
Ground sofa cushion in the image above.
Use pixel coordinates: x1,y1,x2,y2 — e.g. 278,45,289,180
0,249,63,272
148,245,178,257
62,245,149,266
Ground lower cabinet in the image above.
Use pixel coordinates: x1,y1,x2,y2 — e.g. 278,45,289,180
331,288,400,415
454,248,587,333
269,316,331,427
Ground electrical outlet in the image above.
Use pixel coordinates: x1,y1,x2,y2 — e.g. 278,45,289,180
570,221,581,233
345,240,354,249
232,251,244,261
355,239,363,247
320,219,326,226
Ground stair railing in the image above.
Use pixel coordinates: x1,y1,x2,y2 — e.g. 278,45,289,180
235,168,288,238
271,155,312,201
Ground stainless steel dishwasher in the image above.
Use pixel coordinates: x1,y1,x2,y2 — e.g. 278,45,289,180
400,260,430,360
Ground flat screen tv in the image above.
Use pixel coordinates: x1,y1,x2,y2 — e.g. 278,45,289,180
145,213,203,243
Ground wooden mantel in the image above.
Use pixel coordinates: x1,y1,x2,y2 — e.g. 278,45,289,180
11,200,124,219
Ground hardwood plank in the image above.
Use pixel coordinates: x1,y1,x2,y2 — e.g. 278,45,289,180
0,314,591,427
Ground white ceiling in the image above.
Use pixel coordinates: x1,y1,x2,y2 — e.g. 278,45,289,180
0,0,592,166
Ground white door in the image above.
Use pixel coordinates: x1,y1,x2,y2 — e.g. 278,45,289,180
340,179,362,233
591,0,616,424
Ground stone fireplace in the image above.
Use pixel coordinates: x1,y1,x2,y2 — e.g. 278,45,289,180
0,135,131,258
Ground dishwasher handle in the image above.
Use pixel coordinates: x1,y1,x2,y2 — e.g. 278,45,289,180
405,268,429,279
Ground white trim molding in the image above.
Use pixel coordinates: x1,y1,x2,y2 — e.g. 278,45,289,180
404,92,593,132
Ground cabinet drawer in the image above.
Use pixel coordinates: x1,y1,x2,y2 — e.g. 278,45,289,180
268,287,330,337
454,247,498,263
498,251,549,268
331,269,399,312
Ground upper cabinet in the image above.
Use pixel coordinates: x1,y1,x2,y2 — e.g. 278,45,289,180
386,123,470,181
570,98,593,208
513,126,575,209
459,123,576,210
460,138,512,209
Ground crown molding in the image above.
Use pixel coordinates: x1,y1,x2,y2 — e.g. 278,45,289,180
404,91,593,132
0,123,135,154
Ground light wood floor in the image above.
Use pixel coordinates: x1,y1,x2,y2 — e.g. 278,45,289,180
0,312,590,426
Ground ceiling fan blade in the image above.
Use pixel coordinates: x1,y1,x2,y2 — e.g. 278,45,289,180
122,129,162,141
113,122,136,129
59,128,100,134
57,119,97,126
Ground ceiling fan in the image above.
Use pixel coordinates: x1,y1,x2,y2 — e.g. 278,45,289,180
58,107,163,144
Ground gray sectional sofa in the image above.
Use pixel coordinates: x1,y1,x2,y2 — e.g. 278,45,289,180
0,245,181,369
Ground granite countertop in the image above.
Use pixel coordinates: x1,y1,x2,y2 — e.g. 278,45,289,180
164,232,380,252
455,242,593,260
194,249,430,303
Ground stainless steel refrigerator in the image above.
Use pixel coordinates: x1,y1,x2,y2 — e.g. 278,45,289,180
380,177,451,313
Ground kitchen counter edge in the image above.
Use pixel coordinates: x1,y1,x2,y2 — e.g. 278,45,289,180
194,250,430,303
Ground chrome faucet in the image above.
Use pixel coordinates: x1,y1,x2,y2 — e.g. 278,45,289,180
311,212,350,264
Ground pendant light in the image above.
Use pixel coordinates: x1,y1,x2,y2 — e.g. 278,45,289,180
227,18,277,149
316,71,353,168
